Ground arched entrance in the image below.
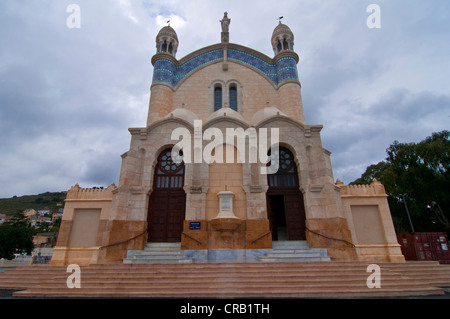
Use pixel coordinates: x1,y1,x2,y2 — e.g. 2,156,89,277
147,148,186,242
266,147,306,240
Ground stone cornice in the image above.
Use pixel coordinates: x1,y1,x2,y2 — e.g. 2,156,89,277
273,50,300,64
202,115,250,131
145,117,195,133
151,52,178,66
255,115,323,134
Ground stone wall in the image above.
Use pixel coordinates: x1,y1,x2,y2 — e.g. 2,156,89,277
50,184,116,266
338,179,405,262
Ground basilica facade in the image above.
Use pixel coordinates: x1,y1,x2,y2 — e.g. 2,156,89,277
51,13,404,266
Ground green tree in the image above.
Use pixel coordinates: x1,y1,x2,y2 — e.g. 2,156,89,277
0,212,35,260
51,218,61,232
351,161,391,185
352,130,450,234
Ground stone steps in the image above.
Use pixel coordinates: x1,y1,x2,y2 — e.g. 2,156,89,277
0,268,405,281
8,285,446,299
272,241,310,248
12,287,444,299
124,242,194,264
3,270,449,285
2,260,448,273
4,260,448,274
258,241,331,262
123,241,331,264
143,242,182,251
1,261,450,298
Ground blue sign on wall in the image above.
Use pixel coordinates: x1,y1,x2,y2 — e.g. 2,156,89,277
189,222,201,230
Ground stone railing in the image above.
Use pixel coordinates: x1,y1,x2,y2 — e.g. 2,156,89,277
65,183,117,201
336,179,387,197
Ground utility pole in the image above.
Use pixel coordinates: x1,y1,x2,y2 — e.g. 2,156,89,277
403,194,415,232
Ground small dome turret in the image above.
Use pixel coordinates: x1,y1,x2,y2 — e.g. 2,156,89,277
156,25,179,57
271,22,294,56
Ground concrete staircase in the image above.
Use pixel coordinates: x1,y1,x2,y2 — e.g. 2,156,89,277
258,241,330,262
123,243,194,264
124,241,330,264
1,261,450,298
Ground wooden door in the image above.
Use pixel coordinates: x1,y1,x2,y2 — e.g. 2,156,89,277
266,147,306,241
147,149,186,242
284,193,306,240
267,195,285,240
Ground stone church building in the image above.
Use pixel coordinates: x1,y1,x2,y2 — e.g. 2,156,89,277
51,13,404,266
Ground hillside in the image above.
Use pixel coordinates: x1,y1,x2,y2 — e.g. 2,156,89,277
0,192,66,214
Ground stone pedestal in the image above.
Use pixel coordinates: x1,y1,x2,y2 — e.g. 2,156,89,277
181,191,272,250
209,191,242,248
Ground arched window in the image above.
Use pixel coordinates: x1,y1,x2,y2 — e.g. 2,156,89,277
154,149,185,189
214,86,222,111
283,39,289,51
229,86,237,111
267,147,298,188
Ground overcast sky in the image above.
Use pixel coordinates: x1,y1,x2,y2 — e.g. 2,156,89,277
0,0,449,198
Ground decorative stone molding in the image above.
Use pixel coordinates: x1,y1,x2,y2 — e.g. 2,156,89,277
190,186,203,194
250,185,263,193
130,187,146,195
128,128,148,140
309,184,324,192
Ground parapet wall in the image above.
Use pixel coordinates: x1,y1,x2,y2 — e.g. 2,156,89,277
337,179,387,197
65,183,117,201
51,183,117,266
336,179,405,262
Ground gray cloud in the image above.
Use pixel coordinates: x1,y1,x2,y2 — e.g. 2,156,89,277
0,0,449,197
325,88,450,183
